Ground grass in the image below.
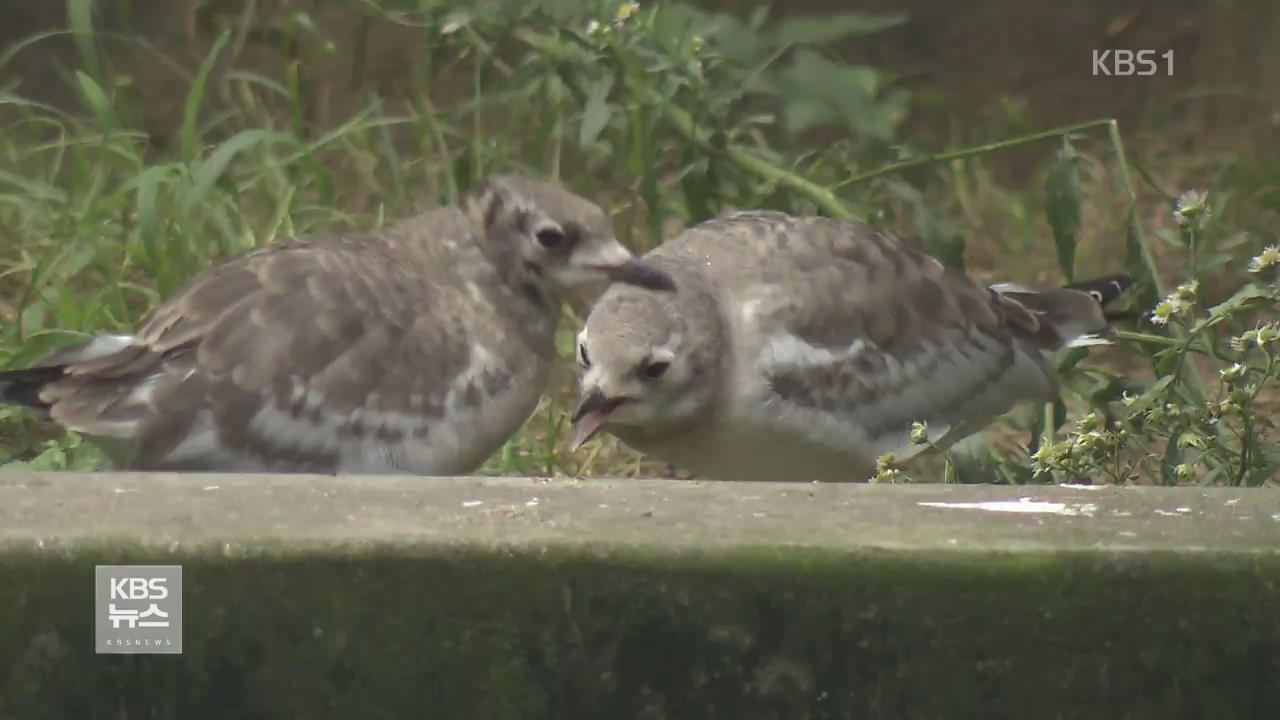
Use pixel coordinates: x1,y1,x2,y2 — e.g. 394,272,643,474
0,0,1277,484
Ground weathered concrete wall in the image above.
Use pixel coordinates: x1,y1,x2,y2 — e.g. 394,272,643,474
2,473,1279,718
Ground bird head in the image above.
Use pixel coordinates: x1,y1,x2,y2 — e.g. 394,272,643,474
570,284,718,450
988,273,1135,350
465,175,675,296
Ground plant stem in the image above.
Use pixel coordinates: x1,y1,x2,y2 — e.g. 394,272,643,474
839,118,1112,187
1114,330,1182,347
513,28,858,220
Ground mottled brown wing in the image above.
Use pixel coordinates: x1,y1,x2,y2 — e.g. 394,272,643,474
668,213,1055,461
40,216,477,470
146,232,467,469
33,241,334,439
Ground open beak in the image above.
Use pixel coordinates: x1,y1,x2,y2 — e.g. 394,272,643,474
570,388,628,450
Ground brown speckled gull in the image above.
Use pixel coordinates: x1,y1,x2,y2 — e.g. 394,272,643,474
569,210,1130,482
0,175,675,474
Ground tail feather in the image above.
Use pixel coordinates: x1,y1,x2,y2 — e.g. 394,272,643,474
0,333,150,428
0,365,67,413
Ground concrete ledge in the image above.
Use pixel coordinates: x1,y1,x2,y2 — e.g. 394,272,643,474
3,473,1280,718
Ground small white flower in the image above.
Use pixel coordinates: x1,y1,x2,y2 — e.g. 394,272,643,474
1150,298,1188,326
615,2,641,23
1248,245,1280,273
1150,286,1196,327
1173,189,1210,228
1219,363,1245,383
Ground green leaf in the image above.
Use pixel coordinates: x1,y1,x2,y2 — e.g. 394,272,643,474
1154,349,1182,377
1051,396,1068,435
1199,253,1235,273
0,169,68,203
704,12,767,66
1159,427,1184,485
1154,227,1183,248
26,443,69,471
224,70,291,100
129,164,178,273
183,28,233,160
1056,346,1090,373
1045,138,1081,281
774,12,907,46
1185,283,1272,335
578,75,614,148
67,438,112,470
1193,463,1227,487
782,98,836,135
1218,231,1252,252
67,0,101,85
74,70,115,135
768,51,905,140
1026,402,1046,456
180,129,297,219
1124,375,1176,414
1089,374,1145,407
1247,447,1280,487
1206,282,1272,318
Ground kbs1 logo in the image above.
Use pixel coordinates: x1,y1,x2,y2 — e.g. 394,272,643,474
95,565,183,654
1092,49,1174,76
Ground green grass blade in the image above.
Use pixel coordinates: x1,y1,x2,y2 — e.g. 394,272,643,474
129,164,176,272
179,129,297,220
73,70,115,137
66,0,101,84
0,170,69,203
773,12,908,46
224,70,291,100
182,28,233,160
578,75,613,148
1045,137,1082,281
0,30,70,77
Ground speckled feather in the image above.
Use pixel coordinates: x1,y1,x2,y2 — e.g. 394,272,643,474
0,175,637,474
576,211,1129,482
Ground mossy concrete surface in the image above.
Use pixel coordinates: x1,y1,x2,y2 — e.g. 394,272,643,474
2,473,1279,719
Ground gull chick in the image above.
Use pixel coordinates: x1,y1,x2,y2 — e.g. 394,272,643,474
0,175,675,474
570,210,1130,482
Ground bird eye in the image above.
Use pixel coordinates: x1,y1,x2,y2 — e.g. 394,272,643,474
536,227,565,248
641,360,670,380
578,342,591,368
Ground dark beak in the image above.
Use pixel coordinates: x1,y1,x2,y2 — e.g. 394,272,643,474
589,259,677,292
570,388,627,450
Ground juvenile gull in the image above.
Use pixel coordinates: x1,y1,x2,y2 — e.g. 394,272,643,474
569,210,1130,482
0,175,674,474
